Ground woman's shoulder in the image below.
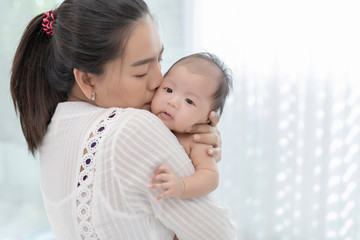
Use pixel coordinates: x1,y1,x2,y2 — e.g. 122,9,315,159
110,108,166,129
97,108,172,144
122,108,158,119
105,107,154,117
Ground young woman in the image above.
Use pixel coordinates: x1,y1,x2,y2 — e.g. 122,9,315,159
10,0,236,239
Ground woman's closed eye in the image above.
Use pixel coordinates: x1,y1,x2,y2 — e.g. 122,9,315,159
135,73,147,78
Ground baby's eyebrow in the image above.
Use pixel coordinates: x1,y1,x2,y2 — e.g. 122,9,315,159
187,92,201,101
164,77,176,87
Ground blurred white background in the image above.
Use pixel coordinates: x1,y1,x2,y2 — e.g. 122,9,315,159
1,0,360,239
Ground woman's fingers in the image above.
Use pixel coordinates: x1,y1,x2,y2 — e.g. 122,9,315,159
209,147,222,163
193,133,220,148
186,123,216,134
208,111,220,127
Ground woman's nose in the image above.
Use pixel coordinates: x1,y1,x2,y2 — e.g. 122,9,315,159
148,64,163,91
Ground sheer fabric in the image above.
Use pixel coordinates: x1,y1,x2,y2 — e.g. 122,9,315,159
191,1,360,239
39,102,236,240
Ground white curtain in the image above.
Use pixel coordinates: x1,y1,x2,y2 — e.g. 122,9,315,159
190,0,360,239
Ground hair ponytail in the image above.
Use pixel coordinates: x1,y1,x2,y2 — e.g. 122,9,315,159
11,0,149,156
10,12,67,155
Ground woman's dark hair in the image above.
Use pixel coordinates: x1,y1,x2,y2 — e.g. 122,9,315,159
10,0,149,155
165,52,233,116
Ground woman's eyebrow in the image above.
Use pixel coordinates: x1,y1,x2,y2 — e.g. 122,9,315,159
131,45,164,67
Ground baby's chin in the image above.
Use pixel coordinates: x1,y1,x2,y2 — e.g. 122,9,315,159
154,113,191,133
172,125,191,134
163,121,188,133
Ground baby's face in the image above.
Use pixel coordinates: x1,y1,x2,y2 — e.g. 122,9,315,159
151,64,218,132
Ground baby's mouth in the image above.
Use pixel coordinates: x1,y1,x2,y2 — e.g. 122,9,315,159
160,111,172,119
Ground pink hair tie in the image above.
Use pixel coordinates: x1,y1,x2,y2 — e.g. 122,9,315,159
42,10,54,36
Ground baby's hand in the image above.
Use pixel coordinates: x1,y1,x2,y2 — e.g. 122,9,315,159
149,165,184,200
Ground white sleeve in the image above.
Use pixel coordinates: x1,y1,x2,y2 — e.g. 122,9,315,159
111,110,236,240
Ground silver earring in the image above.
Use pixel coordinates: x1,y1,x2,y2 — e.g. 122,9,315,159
91,92,95,101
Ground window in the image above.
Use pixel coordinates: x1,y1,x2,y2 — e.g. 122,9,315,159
190,0,360,239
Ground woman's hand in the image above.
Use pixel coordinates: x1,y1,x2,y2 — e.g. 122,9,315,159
186,111,222,163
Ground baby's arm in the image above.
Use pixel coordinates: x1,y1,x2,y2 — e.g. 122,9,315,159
150,136,219,199
180,141,219,198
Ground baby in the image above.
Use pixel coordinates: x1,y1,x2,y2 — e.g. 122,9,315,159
150,52,232,200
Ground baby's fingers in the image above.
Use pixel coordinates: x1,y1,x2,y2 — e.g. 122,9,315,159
153,165,172,177
149,182,169,190
151,173,169,183
158,165,172,174
149,183,172,200
156,190,172,200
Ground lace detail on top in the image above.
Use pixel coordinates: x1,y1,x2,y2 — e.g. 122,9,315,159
76,110,118,239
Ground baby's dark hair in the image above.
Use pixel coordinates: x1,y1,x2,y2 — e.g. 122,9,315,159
165,52,233,116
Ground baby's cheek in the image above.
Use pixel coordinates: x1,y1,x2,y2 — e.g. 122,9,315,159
150,100,159,114
176,119,191,133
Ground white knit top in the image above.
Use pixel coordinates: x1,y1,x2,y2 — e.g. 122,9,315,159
39,102,236,240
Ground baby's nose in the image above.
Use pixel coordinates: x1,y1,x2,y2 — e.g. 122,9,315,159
168,97,179,108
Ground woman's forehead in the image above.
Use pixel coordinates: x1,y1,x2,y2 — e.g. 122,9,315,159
123,15,162,65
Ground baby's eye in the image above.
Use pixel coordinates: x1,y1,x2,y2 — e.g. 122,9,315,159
165,87,173,93
185,98,194,105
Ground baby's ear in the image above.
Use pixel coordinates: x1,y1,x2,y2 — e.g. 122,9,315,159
203,112,211,124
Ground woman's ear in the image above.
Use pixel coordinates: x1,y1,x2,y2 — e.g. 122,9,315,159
73,68,95,100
